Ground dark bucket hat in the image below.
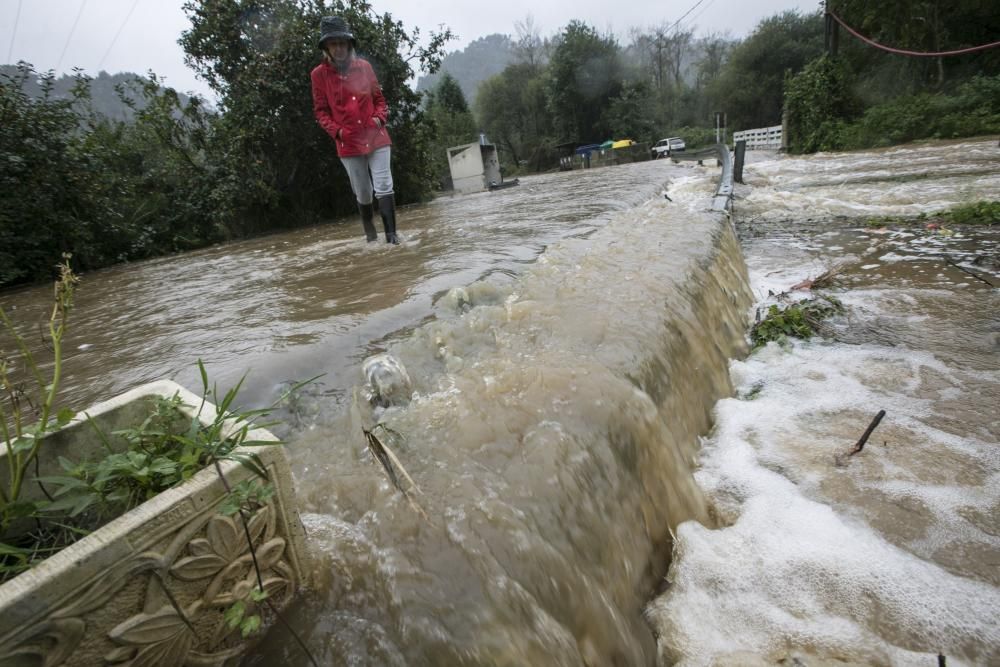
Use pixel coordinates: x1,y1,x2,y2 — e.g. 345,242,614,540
318,16,356,49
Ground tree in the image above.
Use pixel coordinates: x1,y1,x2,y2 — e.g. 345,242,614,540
603,81,656,141
425,73,477,187
0,66,102,285
476,62,552,171
546,21,623,142
513,15,546,67
784,55,860,152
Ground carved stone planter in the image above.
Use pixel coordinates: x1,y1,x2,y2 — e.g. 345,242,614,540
0,380,311,667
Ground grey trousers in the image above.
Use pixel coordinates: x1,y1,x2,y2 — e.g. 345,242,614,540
340,146,393,205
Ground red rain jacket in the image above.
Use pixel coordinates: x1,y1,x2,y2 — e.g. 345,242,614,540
311,57,392,158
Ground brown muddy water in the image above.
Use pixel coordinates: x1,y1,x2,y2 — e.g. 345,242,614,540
2,139,998,665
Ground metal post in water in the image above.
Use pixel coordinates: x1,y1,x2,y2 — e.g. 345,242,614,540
782,107,790,152
734,140,746,184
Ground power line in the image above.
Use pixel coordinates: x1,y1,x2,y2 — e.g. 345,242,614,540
6,0,23,63
828,9,1000,57
98,0,142,70
663,0,709,35
55,0,89,72
681,0,719,34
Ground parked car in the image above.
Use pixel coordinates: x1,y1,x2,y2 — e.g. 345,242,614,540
651,137,686,158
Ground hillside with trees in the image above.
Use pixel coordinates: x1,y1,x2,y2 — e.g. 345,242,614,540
0,66,195,121
416,34,515,104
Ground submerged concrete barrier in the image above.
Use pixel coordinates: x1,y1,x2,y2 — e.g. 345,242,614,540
299,192,755,665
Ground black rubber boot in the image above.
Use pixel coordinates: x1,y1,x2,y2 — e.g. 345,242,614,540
359,202,377,242
377,194,399,245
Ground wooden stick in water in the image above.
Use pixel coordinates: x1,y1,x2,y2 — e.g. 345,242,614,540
849,409,886,456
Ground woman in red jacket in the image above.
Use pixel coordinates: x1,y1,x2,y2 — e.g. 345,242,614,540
311,16,399,244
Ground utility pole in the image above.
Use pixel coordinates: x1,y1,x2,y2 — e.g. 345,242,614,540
824,1,840,57
714,111,727,145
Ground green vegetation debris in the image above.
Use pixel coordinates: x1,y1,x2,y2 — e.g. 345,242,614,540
750,296,844,350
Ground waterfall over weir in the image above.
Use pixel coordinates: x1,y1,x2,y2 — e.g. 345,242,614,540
252,197,752,665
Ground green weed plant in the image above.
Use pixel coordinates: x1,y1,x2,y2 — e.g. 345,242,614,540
863,200,999,229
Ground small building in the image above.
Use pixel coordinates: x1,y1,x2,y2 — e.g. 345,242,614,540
447,141,502,194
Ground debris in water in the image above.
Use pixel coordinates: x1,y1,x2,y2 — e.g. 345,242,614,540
362,353,412,408
785,262,847,292
942,255,996,287
362,423,428,520
749,296,844,350
835,409,886,466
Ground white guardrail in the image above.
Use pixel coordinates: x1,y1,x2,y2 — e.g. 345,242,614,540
732,125,782,150
670,144,733,212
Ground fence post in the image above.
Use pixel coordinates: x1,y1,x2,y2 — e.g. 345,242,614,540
781,108,790,152
734,140,746,183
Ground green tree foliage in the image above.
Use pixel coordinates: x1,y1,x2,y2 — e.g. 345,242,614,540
0,63,229,287
476,62,552,171
0,64,232,286
603,81,656,142
623,25,699,131
430,72,470,114
788,72,1000,152
0,67,109,285
425,73,478,187
784,55,861,153
830,0,1000,90
783,0,1000,153
546,21,624,142
87,74,221,253
708,10,825,131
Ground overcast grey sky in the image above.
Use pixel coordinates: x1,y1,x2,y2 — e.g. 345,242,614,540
3,0,820,99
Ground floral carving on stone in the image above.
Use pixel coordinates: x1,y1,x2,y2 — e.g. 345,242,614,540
102,503,297,666
106,604,198,667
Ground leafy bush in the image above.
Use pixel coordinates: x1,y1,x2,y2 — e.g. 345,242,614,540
0,67,108,285
0,65,223,287
784,55,861,153
944,200,1000,225
787,69,1000,153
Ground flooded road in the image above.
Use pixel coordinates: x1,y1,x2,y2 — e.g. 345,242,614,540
0,163,676,414
2,138,998,665
651,139,1000,665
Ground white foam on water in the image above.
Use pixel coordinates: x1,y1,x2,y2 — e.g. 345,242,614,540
738,140,1000,223
649,338,1000,666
